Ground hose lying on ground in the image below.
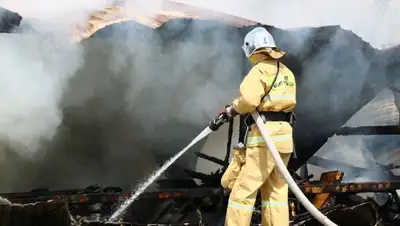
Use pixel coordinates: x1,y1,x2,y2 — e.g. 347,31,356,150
251,111,337,226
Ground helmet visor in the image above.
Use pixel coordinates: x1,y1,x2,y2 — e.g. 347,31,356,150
242,43,256,58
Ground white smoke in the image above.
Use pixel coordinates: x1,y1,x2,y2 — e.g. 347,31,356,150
0,1,243,191
176,0,400,49
0,0,398,192
1,0,397,160
0,0,168,158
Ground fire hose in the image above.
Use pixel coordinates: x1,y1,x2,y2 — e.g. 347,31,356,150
250,111,337,226
209,111,337,226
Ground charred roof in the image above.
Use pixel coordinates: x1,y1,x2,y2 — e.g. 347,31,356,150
0,7,22,33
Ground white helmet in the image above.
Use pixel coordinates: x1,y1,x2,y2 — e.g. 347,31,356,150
242,27,276,58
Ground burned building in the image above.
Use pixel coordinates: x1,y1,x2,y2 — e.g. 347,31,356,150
0,0,398,192
0,1,400,225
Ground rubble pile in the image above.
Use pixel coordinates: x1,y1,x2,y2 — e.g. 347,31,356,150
0,200,70,226
294,202,380,226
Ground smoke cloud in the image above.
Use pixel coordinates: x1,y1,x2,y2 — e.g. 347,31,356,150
0,1,244,192
0,0,121,190
0,0,399,193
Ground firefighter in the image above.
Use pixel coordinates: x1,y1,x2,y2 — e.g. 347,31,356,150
221,27,296,226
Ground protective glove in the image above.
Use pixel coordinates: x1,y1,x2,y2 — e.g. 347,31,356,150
208,105,238,131
225,105,238,118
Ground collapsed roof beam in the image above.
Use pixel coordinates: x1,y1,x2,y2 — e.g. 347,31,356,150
307,156,367,173
336,125,400,136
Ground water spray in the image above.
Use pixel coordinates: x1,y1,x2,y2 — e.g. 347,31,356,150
108,110,231,222
107,126,213,222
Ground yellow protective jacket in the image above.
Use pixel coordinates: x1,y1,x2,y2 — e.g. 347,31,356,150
232,55,296,153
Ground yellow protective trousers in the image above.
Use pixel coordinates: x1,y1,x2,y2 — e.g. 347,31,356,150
221,145,246,190
225,122,293,226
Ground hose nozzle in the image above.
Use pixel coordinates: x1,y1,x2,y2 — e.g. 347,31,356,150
209,113,229,131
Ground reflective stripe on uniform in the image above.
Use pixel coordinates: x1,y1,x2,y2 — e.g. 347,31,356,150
247,135,292,145
228,200,254,211
262,94,296,101
261,201,288,207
